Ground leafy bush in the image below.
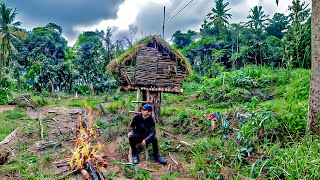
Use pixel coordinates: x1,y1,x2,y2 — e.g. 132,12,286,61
161,107,182,117
106,101,124,113
32,96,48,107
72,85,92,95
0,77,13,104
67,100,85,107
4,110,26,119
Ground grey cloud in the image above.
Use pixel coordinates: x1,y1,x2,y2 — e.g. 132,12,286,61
7,0,124,43
133,0,212,40
133,0,253,40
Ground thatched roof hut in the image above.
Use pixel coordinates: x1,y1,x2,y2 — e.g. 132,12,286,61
108,35,191,94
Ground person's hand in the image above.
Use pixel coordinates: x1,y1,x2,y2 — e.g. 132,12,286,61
127,132,132,138
141,139,146,146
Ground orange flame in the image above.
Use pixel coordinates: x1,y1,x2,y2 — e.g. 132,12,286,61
69,101,107,171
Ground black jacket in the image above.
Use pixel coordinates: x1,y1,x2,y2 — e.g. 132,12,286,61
128,113,156,143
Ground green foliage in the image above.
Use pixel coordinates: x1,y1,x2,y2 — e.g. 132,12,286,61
0,109,25,140
95,119,107,129
67,100,85,107
171,30,196,49
0,76,13,104
3,110,26,119
106,101,125,113
206,62,226,78
269,136,320,179
161,107,182,117
31,96,48,107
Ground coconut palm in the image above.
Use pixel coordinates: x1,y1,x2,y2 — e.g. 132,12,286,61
246,6,268,34
288,0,310,26
207,0,232,35
0,3,25,80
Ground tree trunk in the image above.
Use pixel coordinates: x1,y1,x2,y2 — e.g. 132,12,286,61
306,0,320,135
0,54,3,81
48,75,55,97
68,78,73,93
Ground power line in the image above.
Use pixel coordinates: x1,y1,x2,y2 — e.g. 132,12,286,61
165,0,194,25
155,0,195,36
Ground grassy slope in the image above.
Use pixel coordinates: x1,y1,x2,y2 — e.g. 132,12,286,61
1,66,319,179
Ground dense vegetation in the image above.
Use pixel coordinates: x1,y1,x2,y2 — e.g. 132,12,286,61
0,0,316,179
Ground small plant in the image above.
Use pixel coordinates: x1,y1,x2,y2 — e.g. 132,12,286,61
96,120,107,129
4,110,26,119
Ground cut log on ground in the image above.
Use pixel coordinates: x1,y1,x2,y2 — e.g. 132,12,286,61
0,128,18,146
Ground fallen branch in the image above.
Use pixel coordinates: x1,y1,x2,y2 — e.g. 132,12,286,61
37,141,61,151
52,118,60,122
52,158,71,168
38,111,44,140
179,141,194,148
175,144,181,149
169,152,178,166
57,170,78,180
0,127,19,146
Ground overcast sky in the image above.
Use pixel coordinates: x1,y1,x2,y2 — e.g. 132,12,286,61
5,0,311,46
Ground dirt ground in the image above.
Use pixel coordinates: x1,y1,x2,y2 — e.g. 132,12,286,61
0,105,15,113
0,105,195,179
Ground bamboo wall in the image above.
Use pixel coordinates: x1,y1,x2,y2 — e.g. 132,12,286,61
117,46,187,90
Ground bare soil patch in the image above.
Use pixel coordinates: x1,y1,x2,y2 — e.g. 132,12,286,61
0,105,15,113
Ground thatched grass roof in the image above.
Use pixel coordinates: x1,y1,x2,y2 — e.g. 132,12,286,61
108,35,191,76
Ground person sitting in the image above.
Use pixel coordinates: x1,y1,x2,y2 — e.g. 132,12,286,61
127,104,167,165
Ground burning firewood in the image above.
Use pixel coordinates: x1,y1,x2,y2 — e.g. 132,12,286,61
69,104,108,180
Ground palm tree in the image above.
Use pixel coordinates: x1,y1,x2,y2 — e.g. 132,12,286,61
288,0,310,26
286,0,310,68
207,0,232,36
277,0,320,134
0,3,25,80
246,6,269,35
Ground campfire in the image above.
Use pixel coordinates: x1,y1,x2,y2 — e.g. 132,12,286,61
69,104,108,179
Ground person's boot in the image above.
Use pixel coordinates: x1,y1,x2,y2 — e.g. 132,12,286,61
133,155,139,164
154,155,167,165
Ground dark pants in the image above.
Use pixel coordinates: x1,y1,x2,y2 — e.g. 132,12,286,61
129,133,159,157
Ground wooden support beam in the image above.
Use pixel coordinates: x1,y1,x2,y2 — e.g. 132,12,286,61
135,89,141,112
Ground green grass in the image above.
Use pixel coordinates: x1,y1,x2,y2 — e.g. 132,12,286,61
0,109,26,141
269,136,320,179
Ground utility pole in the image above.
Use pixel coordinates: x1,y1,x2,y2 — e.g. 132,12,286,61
162,6,165,39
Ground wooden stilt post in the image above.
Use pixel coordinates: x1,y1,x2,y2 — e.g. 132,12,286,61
149,91,162,125
135,88,141,111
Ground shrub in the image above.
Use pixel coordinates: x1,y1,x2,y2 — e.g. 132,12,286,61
0,77,13,104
